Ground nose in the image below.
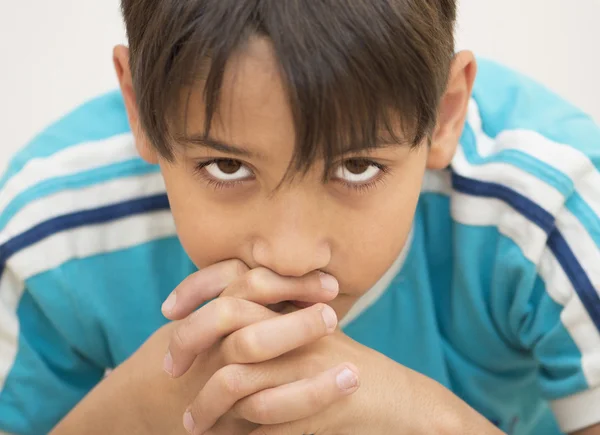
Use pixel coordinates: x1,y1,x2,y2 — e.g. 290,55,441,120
251,194,331,277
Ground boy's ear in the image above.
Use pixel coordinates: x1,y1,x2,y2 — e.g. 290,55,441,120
427,51,477,170
113,45,159,165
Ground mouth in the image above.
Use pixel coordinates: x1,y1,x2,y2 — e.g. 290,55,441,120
268,301,317,313
290,300,316,309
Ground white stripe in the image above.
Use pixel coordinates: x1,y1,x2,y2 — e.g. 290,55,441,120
0,211,177,392
551,386,600,433
451,192,548,262
0,172,166,244
0,133,138,216
538,241,575,307
468,99,600,220
557,209,600,295
421,170,453,195
540,249,600,387
340,228,413,328
466,101,497,158
0,268,22,393
8,211,177,280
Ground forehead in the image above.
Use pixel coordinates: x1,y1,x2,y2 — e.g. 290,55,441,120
183,38,296,156
176,36,413,176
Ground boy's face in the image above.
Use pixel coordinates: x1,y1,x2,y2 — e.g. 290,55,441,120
117,39,475,319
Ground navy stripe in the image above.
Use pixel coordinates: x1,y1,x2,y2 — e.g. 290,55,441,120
0,194,170,272
452,173,556,233
548,231,600,329
452,172,600,331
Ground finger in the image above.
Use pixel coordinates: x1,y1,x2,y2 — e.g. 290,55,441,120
162,259,249,320
237,363,360,425
220,304,337,365
220,268,339,308
167,297,277,378
185,299,337,433
185,363,282,434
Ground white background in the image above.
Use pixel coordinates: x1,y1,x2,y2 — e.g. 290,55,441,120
0,0,598,169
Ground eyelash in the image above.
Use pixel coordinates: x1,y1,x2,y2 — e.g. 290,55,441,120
193,160,248,191
194,159,390,193
338,162,389,194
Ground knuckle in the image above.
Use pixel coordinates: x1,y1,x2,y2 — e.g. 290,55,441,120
305,381,327,408
214,297,239,332
247,393,272,424
299,308,327,338
228,328,262,363
233,258,250,277
301,354,327,377
245,268,270,296
216,365,246,397
302,272,320,294
172,323,189,353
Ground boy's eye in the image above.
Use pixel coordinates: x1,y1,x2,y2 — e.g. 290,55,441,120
203,159,253,181
334,159,382,184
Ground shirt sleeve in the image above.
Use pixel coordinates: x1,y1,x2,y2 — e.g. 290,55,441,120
0,263,106,435
459,59,600,433
0,90,146,434
514,190,600,433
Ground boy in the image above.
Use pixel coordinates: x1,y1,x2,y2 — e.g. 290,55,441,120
0,0,599,434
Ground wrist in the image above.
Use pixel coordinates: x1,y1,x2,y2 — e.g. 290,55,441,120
51,347,159,435
132,323,200,434
420,379,503,435
52,323,194,435
381,362,500,435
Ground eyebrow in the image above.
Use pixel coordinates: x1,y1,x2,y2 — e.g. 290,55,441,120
178,133,410,159
178,134,259,158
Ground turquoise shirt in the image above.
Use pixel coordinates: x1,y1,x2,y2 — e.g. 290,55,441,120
1,59,599,434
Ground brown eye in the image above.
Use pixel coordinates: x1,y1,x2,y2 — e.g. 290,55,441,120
204,159,253,181
344,159,371,174
216,159,242,174
334,159,382,184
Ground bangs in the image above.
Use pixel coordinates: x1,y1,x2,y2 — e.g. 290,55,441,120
126,0,456,178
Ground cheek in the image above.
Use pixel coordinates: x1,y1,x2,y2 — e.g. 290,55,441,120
174,208,239,269
333,159,425,296
160,164,248,269
334,198,415,297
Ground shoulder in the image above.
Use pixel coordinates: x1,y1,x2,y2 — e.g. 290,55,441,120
0,91,178,289
0,93,192,423
445,57,600,343
450,57,600,270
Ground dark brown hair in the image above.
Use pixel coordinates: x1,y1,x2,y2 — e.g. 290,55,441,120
121,0,457,177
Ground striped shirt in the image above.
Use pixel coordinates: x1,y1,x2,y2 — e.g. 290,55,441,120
0,59,599,435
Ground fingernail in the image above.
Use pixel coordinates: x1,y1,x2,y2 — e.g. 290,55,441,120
320,273,339,293
320,305,338,332
163,351,173,377
336,368,359,390
162,292,177,315
183,410,195,433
